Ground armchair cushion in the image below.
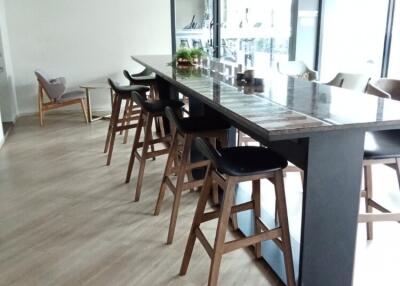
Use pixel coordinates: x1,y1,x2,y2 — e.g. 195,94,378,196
35,70,66,101
58,90,86,102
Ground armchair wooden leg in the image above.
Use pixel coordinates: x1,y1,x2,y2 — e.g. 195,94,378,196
38,87,44,126
80,99,89,124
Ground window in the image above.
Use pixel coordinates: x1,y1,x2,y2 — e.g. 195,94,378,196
219,0,293,75
319,0,389,81
388,2,400,77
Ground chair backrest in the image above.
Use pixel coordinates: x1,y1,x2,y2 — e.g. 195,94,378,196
277,60,318,81
367,78,400,101
165,106,184,133
123,70,134,85
34,69,66,100
326,72,371,92
194,137,221,167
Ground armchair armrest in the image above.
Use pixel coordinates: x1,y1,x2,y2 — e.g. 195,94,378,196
306,68,318,81
366,82,391,99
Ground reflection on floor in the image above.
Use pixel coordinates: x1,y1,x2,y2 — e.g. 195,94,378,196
0,112,399,286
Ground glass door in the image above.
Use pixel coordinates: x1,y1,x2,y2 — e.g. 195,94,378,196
219,0,293,75
174,0,214,56
388,1,400,77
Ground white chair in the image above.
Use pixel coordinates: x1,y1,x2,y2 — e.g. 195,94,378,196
277,60,318,81
325,72,371,92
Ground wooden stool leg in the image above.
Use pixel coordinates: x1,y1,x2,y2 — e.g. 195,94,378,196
230,194,238,231
134,114,153,202
154,130,179,216
123,99,134,144
252,179,262,258
106,96,122,165
364,165,373,240
180,164,214,276
210,138,220,205
395,158,400,190
120,99,129,135
125,111,144,183
274,171,296,286
167,134,192,244
104,93,119,153
208,177,236,286
149,128,156,161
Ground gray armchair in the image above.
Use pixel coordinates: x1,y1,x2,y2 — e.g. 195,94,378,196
366,78,400,100
277,60,318,81
34,70,88,126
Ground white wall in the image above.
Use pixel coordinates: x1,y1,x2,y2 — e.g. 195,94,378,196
0,109,4,148
0,0,18,122
4,0,172,115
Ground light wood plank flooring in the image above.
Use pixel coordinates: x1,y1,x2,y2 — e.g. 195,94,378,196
0,113,281,286
0,112,399,286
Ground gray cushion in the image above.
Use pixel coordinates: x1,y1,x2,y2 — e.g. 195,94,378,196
58,90,85,102
35,69,66,100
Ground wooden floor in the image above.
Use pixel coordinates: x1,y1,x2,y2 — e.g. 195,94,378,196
0,112,399,286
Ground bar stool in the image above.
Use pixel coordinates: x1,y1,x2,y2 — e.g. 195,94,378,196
180,138,296,286
126,91,184,202
361,130,400,240
119,70,157,143
123,69,166,136
154,107,231,244
104,79,149,165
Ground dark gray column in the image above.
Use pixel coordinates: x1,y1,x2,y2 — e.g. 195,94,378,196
299,129,365,285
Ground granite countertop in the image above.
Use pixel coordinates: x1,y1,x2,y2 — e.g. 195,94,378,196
132,55,400,140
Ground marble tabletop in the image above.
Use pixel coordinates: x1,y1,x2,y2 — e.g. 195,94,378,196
132,55,400,140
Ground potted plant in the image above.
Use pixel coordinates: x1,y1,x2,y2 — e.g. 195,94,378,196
176,48,193,66
190,48,206,64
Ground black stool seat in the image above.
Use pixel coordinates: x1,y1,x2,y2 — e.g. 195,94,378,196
165,106,231,134
132,91,183,113
108,79,149,96
364,130,400,160
195,138,288,176
123,70,156,85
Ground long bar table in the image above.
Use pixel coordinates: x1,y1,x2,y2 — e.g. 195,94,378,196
132,55,400,286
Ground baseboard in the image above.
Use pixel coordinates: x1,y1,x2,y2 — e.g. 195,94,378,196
0,122,14,150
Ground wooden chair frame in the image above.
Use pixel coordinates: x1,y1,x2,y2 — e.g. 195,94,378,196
154,127,228,244
104,95,144,165
360,157,400,240
179,163,296,286
125,109,171,202
37,81,88,126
